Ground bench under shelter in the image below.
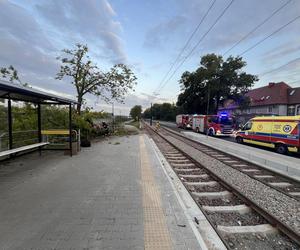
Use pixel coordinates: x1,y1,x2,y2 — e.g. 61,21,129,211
0,79,77,158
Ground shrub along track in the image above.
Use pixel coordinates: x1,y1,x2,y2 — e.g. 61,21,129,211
144,122,300,249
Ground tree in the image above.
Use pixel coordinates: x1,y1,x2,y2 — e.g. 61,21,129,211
177,54,258,114
56,43,137,114
0,65,22,85
130,105,142,121
142,102,180,121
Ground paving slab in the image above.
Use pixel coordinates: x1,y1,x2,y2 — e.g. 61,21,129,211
0,134,205,250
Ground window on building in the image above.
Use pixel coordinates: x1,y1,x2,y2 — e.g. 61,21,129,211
297,105,300,115
290,90,295,96
268,106,273,113
288,106,295,116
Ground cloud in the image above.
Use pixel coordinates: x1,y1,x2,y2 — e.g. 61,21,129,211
262,39,300,63
143,0,300,56
144,15,187,49
0,0,53,50
0,0,59,85
36,0,127,63
93,92,174,115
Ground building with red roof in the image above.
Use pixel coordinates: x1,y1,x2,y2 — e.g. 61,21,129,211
218,82,300,124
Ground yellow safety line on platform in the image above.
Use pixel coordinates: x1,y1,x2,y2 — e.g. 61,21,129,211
139,135,172,250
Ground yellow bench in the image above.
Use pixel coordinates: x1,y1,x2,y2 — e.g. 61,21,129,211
41,130,70,135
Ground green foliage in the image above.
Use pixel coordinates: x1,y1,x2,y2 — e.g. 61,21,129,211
0,65,21,84
56,43,137,114
0,100,113,150
0,65,29,87
177,54,258,114
143,103,180,121
130,105,142,121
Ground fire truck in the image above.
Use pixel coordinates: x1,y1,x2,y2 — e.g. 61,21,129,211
192,113,235,136
176,114,193,129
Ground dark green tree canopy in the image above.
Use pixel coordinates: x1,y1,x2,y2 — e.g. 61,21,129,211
177,53,258,114
130,105,142,121
56,43,137,114
143,103,181,121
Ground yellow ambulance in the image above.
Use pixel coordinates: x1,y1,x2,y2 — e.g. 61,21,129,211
235,116,300,154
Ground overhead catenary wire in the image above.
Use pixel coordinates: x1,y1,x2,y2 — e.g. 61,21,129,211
240,14,300,56
222,0,292,56
156,0,235,93
259,57,300,77
153,0,216,95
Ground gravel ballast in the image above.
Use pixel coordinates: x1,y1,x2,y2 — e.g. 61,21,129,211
163,133,300,236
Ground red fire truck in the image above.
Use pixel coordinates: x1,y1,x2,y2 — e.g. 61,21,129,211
176,114,193,129
192,113,235,136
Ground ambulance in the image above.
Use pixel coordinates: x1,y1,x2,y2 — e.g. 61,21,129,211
235,116,300,154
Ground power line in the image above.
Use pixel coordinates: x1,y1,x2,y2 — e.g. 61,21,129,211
153,0,216,94
157,0,235,93
240,14,300,56
259,58,299,77
222,0,292,56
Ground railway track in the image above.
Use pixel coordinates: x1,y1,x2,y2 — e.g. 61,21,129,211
144,122,300,250
162,126,300,201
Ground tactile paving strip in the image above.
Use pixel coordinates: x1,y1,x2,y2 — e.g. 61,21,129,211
140,135,172,250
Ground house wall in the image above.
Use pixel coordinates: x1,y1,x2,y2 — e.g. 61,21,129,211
278,105,287,115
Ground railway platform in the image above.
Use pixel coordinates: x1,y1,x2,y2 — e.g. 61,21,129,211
180,130,300,181
0,133,205,249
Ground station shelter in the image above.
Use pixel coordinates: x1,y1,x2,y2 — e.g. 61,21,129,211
0,80,77,158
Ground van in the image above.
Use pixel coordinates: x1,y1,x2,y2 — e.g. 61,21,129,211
235,116,300,154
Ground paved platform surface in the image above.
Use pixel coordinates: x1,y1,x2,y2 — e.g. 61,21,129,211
0,134,201,249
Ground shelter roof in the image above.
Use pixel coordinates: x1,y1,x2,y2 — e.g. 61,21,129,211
0,80,76,104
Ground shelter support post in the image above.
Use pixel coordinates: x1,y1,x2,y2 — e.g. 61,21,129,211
7,98,13,150
150,103,152,126
37,104,42,155
69,104,72,157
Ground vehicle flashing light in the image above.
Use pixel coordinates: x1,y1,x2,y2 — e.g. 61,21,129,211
220,112,228,117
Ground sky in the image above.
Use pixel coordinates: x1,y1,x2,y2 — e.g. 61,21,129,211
0,0,299,115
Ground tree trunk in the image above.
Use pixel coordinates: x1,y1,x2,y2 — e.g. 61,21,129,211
77,95,83,114
76,103,81,114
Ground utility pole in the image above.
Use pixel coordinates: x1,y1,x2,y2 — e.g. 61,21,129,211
206,82,210,115
150,103,153,126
